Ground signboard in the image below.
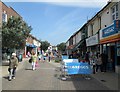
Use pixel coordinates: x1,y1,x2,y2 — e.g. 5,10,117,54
102,23,118,38
66,62,92,74
102,24,116,37
63,59,78,63
86,34,98,46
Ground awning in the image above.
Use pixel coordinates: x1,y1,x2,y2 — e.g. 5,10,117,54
26,43,37,48
72,39,85,51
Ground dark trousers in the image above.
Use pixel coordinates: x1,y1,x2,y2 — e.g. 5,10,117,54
48,57,50,62
93,65,96,74
8,67,16,78
96,64,102,72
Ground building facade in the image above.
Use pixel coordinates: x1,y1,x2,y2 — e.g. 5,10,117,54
66,1,120,73
25,34,41,58
1,2,21,23
1,2,41,58
99,2,120,73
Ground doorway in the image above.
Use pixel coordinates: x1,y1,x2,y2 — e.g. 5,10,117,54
110,46,115,72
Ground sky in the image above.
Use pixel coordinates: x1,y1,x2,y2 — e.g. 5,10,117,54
3,0,109,46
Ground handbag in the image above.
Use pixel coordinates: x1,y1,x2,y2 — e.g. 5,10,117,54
29,58,32,63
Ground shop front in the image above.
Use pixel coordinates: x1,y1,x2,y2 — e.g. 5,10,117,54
100,20,120,73
24,43,37,58
86,34,99,56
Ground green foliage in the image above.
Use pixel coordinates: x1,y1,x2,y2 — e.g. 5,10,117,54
2,16,32,49
54,57,61,63
41,41,50,52
57,42,66,53
54,60,60,63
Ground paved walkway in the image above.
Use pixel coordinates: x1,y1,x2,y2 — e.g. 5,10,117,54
48,59,119,90
1,58,29,77
1,58,119,90
2,59,109,90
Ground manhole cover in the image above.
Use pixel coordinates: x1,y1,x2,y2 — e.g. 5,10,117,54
101,80,106,82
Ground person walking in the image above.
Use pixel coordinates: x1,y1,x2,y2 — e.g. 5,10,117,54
48,52,51,62
96,54,102,73
31,52,37,70
91,55,97,74
8,53,18,81
85,52,90,65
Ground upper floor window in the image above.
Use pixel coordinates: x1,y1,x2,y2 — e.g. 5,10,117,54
112,3,118,21
116,4,118,11
91,24,93,36
2,12,7,22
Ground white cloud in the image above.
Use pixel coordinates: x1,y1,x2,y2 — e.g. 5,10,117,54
2,0,109,8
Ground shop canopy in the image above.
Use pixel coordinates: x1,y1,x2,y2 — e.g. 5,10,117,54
26,43,37,48
72,39,85,51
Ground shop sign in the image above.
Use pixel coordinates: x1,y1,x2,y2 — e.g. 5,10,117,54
102,21,120,38
86,34,98,46
102,24,117,37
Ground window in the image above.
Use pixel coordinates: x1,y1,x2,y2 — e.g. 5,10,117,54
91,24,93,36
112,14,115,20
116,4,118,11
112,3,118,21
112,7,115,13
116,12,118,19
2,13,7,22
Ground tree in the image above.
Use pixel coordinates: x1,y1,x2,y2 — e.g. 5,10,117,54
41,41,50,52
57,42,66,54
2,16,32,50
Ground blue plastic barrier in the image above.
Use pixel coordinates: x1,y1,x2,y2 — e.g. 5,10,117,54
66,62,92,75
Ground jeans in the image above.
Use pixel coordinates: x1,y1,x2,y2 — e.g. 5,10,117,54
8,67,16,80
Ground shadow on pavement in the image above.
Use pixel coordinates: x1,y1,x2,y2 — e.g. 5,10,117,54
3,76,9,80
25,68,33,71
54,66,111,90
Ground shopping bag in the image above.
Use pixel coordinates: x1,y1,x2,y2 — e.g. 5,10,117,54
35,61,39,67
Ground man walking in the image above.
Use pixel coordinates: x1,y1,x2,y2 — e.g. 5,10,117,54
8,53,18,81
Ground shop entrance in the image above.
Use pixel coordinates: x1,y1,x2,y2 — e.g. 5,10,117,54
110,46,115,72
117,47,120,65
26,46,33,57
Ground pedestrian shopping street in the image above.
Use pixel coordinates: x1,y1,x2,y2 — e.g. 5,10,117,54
1,1,120,91
2,59,117,90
